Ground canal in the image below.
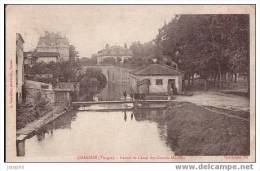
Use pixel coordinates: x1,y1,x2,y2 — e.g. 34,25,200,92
22,106,174,161
20,68,176,161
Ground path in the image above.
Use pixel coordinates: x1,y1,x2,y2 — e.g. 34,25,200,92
176,91,249,112
17,106,67,140
202,106,249,122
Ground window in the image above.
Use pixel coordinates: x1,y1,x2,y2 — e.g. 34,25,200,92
41,84,49,89
156,79,163,85
147,79,151,85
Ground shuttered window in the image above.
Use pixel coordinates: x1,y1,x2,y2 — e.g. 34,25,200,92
156,79,163,85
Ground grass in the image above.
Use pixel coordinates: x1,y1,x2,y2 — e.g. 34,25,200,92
165,102,250,156
16,104,53,130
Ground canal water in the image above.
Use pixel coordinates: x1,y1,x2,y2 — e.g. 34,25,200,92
22,106,174,161
21,72,175,161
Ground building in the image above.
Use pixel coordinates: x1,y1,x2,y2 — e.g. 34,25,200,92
36,31,70,61
24,51,36,66
33,52,60,63
25,80,53,90
129,63,183,94
54,89,73,106
25,80,55,104
96,45,132,65
55,82,80,101
16,33,25,105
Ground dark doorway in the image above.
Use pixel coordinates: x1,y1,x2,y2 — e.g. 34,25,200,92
168,79,176,93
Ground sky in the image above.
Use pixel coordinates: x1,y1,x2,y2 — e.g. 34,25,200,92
6,5,180,57
7,5,253,57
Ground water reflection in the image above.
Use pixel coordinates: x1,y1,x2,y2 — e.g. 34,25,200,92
124,111,127,122
23,107,174,158
98,82,119,101
133,109,169,144
122,111,135,122
22,70,176,159
31,110,77,142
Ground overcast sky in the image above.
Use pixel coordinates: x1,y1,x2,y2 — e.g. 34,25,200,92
7,5,252,57
6,5,180,57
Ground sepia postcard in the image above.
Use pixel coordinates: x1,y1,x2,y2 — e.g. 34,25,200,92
4,4,255,162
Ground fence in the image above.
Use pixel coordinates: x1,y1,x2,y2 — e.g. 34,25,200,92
184,78,248,91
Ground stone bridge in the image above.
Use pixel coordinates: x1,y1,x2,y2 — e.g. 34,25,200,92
82,65,114,80
82,65,133,101
82,65,131,83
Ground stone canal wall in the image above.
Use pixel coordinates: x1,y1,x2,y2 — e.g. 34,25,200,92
16,106,70,156
24,80,55,105
17,80,75,129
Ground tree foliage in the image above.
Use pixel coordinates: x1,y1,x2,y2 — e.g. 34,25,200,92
155,14,249,88
78,57,97,66
101,57,116,65
26,60,82,85
69,45,79,61
25,61,108,101
128,41,161,66
79,68,107,101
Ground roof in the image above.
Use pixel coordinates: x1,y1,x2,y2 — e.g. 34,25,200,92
53,89,73,92
24,51,33,55
33,52,60,57
25,80,52,90
98,46,132,56
55,82,77,91
130,64,182,76
16,33,24,43
24,51,34,58
36,32,69,48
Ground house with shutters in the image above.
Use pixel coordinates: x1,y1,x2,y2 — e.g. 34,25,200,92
129,63,183,94
96,45,132,65
36,31,70,61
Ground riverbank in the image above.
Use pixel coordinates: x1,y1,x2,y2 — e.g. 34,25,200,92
176,91,249,112
16,103,53,130
165,101,250,156
17,105,70,140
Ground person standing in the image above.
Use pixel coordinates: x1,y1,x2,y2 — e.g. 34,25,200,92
131,92,136,101
123,90,127,100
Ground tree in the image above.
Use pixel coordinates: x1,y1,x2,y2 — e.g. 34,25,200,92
69,45,79,61
129,41,144,58
56,61,82,82
101,57,116,65
79,68,107,101
155,14,249,91
129,41,161,66
26,60,83,85
78,57,97,66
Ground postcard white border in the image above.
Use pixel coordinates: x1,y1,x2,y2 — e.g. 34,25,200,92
1,0,259,171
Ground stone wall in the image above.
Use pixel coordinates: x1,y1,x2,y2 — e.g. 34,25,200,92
54,90,71,106
55,82,79,101
24,80,54,105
